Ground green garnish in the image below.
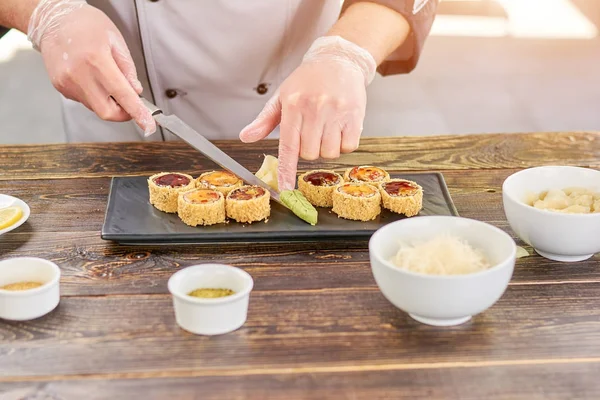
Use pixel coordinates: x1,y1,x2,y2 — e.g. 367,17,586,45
280,190,318,226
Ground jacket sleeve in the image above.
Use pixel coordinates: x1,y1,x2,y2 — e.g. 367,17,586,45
341,0,439,75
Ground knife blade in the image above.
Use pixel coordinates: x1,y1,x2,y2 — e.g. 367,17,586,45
141,97,284,206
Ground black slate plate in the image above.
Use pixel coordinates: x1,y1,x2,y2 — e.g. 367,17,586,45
101,173,458,245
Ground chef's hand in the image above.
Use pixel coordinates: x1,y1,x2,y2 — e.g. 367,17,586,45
239,36,376,191
28,0,156,135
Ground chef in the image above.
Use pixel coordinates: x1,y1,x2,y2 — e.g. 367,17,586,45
1,0,438,191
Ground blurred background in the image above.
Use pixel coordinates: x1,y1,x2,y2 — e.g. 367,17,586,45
0,0,598,144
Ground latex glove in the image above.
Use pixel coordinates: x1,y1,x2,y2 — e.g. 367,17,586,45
239,36,376,191
28,0,156,135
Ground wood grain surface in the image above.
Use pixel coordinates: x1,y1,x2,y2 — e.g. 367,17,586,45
1,362,599,400
0,132,598,181
0,132,599,399
1,283,600,378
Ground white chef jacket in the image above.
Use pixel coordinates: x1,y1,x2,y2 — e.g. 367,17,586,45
63,1,438,143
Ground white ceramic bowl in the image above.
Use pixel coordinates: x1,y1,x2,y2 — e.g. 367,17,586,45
502,166,600,262
168,264,253,335
0,257,61,321
369,216,516,326
0,194,30,236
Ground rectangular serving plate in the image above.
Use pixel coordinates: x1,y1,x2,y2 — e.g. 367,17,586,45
101,172,458,245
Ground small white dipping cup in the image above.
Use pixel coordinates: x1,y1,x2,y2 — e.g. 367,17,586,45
168,264,254,335
0,257,61,321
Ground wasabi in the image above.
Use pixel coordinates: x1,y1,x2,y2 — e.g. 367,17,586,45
281,190,318,225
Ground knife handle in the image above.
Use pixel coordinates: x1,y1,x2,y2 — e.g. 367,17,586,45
140,97,163,116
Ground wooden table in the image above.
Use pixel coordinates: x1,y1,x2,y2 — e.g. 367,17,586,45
0,132,599,399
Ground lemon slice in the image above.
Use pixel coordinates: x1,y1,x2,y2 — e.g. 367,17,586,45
0,206,23,230
255,154,279,191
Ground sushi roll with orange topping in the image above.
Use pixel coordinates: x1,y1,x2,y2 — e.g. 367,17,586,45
297,169,343,207
332,183,381,221
378,179,423,217
196,170,243,196
343,166,390,184
178,188,225,226
148,172,195,213
226,185,270,223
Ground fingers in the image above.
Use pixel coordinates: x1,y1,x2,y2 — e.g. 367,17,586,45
89,93,130,122
53,45,154,133
109,31,143,94
239,93,282,143
340,111,364,154
99,58,156,135
277,94,359,191
67,66,131,121
320,120,342,159
298,96,326,161
277,102,303,191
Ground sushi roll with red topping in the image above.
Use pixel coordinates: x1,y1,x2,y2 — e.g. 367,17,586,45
178,188,226,226
148,172,195,213
297,169,343,207
332,183,381,221
378,179,423,217
226,185,270,223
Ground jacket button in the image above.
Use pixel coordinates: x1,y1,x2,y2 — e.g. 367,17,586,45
256,83,268,95
165,89,178,99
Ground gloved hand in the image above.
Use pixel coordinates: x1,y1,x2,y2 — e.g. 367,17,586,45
28,0,156,135
239,36,376,191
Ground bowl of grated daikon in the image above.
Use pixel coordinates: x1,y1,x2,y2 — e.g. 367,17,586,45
369,216,516,326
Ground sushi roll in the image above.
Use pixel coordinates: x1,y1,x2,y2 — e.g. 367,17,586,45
332,183,381,221
378,179,423,217
196,170,243,196
148,172,195,213
177,188,225,226
226,185,270,223
344,166,390,184
297,169,343,207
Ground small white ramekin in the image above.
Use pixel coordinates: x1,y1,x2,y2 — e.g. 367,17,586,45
0,257,61,321
168,264,254,335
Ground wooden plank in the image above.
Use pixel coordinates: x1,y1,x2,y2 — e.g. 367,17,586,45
1,283,599,377
0,135,597,397
1,229,599,296
0,137,598,395
1,361,598,400
0,169,598,297
0,132,598,180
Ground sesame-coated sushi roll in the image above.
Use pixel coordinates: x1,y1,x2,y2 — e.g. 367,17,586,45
378,179,423,217
196,170,243,196
177,189,225,226
343,166,390,184
332,183,381,221
148,172,195,213
226,185,270,223
297,169,343,207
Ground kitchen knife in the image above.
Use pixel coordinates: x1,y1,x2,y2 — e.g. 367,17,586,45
141,97,284,206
